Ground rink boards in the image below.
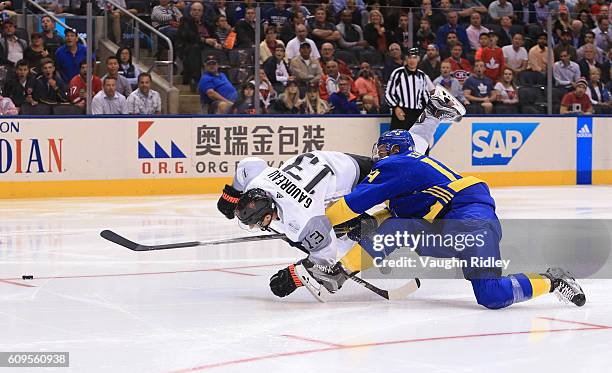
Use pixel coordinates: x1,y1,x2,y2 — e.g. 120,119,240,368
0,115,610,198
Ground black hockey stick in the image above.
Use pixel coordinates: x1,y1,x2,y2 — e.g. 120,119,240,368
100,230,285,251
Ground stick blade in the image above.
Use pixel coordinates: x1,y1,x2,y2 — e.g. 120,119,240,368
100,230,150,251
387,278,420,300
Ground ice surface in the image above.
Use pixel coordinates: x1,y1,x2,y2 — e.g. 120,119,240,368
1,186,611,372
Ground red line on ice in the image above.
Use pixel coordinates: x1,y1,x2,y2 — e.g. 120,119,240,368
212,269,258,277
0,262,288,282
170,325,611,372
0,279,36,288
281,334,346,347
536,316,611,329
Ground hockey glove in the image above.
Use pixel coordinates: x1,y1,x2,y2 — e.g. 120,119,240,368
300,258,350,293
270,264,303,297
217,184,242,219
335,213,379,242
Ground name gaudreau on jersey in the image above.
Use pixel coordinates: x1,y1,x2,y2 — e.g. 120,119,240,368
266,169,313,208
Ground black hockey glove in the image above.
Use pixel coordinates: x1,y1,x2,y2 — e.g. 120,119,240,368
216,184,242,219
334,213,379,241
270,264,303,297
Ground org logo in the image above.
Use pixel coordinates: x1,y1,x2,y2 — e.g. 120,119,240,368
138,121,187,175
138,121,186,159
472,123,539,166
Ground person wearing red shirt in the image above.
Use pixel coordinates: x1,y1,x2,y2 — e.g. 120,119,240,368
69,60,102,109
444,43,472,85
560,78,593,114
475,32,505,82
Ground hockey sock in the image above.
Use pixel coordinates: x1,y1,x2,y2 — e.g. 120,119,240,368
508,273,552,302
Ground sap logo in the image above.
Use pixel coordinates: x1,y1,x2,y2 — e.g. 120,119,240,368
472,123,538,166
138,121,186,159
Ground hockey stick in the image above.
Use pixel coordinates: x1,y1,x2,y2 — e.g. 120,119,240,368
100,230,285,251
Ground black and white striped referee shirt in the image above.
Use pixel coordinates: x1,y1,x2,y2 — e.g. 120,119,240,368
385,67,434,109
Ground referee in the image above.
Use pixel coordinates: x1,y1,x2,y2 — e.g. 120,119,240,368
385,47,434,130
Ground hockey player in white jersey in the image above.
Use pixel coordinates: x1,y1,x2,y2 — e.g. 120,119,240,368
217,151,373,298
409,85,466,154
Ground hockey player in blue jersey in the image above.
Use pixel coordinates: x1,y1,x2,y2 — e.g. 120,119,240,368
324,130,586,309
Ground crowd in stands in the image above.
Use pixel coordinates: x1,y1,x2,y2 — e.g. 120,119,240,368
0,0,610,115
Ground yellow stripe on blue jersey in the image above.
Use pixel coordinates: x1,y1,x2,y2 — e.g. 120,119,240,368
326,197,360,226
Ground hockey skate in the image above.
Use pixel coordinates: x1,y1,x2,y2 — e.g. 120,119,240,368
426,85,466,123
543,267,586,307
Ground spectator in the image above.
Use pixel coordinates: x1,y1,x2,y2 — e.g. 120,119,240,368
176,2,218,87
127,73,162,115
286,24,320,61
497,16,514,47
353,61,381,106
494,68,519,112
334,0,366,24
527,33,549,73
418,44,441,81
418,0,435,27
214,15,232,48
280,10,306,45
264,0,292,29
3,60,38,111
459,0,488,20
40,15,64,58
309,7,341,50
554,50,581,90
35,58,67,104
436,11,470,53
430,0,453,31
444,43,472,84
534,0,550,27
466,13,490,51
271,79,302,114
230,82,259,114
303,81,330,114
263,45,291,92
574,0,591,15
0,93,17,115
68,61,102,110
361,94,379,114
577,11,594,31
593,17,612,51
91,76,129,115
55,29,88,83
554,30,578,61
152,0,182,37
577,31,605,63
384,43,403,81
569,20,585,49
514,0,538,25
591,0,607,17
579,44,604,81
290,42,323,87
329,75,359,114
116,47,140,90
24,33,49,76
198,55,237,114
586,68,611,113
108,0,139,44
319,59,341,100
439,31,460,60
415,18,436,54
102,56,132,98
393,13,412,54
363,10,390,54
260,26,285,64
288,0,311,17
250,69,277,111
503,33,528,74
234,0,255,20
235,7,261,48
488,0,514,22
560,78,593,114
433,60,469,106
476,32,505,82
319,42,352,76
336,9,369,53
463,60,497,114
205,0,236,28
0,18,26,67
554,5,573,40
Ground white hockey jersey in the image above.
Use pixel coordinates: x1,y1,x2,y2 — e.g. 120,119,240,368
232,151,362,264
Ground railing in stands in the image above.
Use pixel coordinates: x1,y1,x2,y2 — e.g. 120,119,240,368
104,0,174,87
